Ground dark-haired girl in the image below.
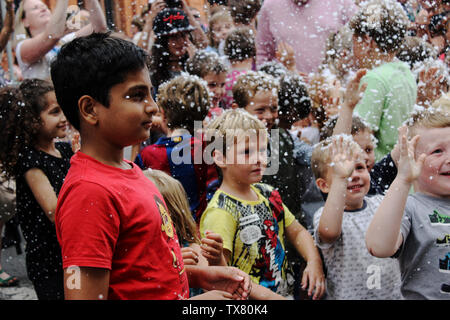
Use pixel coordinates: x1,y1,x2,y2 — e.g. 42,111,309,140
0,79,74,299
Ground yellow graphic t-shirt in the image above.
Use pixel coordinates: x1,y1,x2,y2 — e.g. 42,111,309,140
200,183,295,295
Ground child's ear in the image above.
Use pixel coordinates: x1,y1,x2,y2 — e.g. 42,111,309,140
315,177,330,194
78,95,99,126
213,149,226,169
231,102,239,110
368,37,378,50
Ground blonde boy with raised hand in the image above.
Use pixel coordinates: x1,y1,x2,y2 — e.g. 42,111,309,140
312,135,402,300
200,109,325,299
366,107,450,299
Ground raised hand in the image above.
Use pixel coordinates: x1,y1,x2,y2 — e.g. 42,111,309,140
396,126,426,184
276,41,296,71
343,69,368,110
329,135,360,179
417,67,445,108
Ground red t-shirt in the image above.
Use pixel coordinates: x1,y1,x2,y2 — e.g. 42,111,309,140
55,152,189,300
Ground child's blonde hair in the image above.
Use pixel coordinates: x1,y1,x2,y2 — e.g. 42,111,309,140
205,108,267,156
432,94,450,110
157,74,211,135
349,0,409,53
232,71,279,109
12,0,30,49
405,106,450,139
311,135,364,180
208,9,233,49
144,169,200,244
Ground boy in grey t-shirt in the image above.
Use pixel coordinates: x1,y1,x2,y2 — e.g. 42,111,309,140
366,108,450,300
311,135,402,300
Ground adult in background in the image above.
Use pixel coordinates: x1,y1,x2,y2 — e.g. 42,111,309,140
13,0,107,81
256,0,358,74
351,0,416,161
0,0,14,86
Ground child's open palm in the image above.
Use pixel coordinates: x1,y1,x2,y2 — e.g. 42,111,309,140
343,69,368,110
330,136,359,179
397,126,426,184
276,41,296,71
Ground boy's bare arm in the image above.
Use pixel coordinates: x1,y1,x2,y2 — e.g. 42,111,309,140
75,0,108,37
317,136,359,243
64,267,110,300
186,265,250,300
286,220,325,299
0,0,14,53
333,69,367,136
366,127,425,257
318,176,348,243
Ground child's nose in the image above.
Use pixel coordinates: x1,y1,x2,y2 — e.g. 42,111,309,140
263,109,274,121
145,99,159,115
350,170,362,181
217,86,225,97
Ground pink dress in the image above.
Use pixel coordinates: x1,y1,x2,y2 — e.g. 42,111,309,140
223,69,249,109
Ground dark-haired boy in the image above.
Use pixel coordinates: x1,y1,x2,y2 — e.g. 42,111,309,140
51,32,250,300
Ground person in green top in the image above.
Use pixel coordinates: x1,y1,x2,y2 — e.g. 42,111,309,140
350,0,417,161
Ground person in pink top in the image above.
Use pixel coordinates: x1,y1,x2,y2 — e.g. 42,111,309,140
256,0,359,74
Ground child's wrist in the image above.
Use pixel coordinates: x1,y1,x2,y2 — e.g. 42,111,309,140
306,257,323,266
394,175,414,188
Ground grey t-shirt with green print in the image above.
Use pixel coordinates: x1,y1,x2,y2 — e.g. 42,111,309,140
398,192,450,300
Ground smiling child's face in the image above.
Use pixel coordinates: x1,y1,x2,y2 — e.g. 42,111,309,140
414,126,450,198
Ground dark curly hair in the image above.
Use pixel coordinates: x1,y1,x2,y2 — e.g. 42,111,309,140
185,50,229,78
228,0,261,25
224,27,256,62
156,74,210,134
149,34,190,90
0,79,54,181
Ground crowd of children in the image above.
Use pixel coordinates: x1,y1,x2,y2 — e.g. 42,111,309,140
0,0,449,301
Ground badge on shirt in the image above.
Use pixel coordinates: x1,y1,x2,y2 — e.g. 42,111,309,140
239,214,262,245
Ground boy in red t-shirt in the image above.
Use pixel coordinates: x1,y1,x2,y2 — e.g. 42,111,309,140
50,32,250,300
